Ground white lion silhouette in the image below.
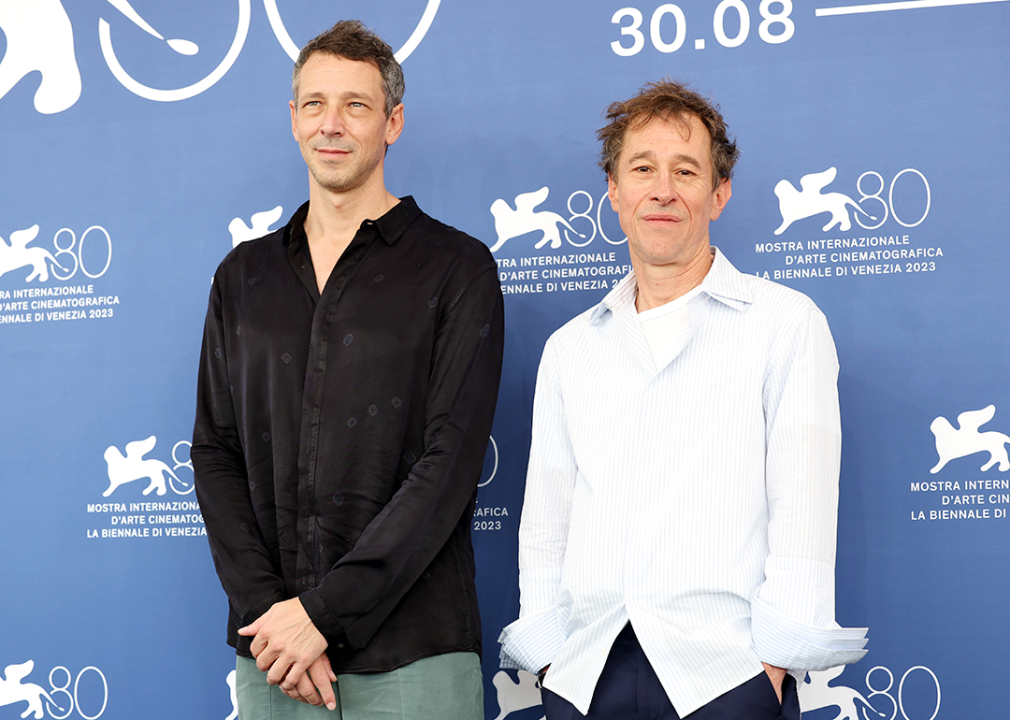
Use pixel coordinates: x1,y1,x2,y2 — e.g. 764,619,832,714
103,435,183,497
0,660,64,720
489,187,584,253
799,666,886,720
224,669,238,720
930,404,1010,474
773,168,875,236
492,670,544,720
0,0,81,114
0,225,65,283
228,206,284,248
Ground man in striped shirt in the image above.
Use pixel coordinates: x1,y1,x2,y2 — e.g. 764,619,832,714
499,80,867,720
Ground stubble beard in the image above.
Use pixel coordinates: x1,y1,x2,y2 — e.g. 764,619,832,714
307,141,384,194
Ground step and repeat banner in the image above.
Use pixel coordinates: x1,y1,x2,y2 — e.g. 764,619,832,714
2,1,1008,718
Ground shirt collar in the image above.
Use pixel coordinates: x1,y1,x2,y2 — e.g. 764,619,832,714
590,246,752,324
284,195,422,248
700,247,753,311
374,195,422,246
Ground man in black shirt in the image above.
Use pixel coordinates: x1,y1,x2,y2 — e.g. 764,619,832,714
192,20,503,719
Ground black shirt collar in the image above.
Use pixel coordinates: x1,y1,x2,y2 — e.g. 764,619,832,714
285,196,421,248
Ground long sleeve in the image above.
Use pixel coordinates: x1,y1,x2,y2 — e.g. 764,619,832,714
192,199,497,671
496,255,867,715
751,304,867,670
192,274,287,629
299,266,505,650
498,338,575,673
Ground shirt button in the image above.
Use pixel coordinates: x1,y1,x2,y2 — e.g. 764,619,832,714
337,643,346,649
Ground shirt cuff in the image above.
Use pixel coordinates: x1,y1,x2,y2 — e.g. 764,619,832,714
239,593,287,629
751,594,868,671
498,607,566,674
299,588,351,649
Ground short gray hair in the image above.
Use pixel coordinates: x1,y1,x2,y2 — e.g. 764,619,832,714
292,20,405,117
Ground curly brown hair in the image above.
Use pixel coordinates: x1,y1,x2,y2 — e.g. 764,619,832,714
598,79,738,190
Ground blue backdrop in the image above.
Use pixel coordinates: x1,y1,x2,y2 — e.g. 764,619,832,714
2,1,1008,718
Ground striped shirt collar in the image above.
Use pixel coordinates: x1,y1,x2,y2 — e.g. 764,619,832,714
591,247,753,324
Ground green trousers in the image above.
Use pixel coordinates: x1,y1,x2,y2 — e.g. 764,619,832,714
235,653,483,720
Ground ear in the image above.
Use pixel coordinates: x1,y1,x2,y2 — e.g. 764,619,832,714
710,178,732,220
385,103,405,146
289,100,297,141
607,174,619,212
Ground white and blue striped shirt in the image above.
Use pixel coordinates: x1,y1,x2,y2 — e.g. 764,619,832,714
499,249,867,716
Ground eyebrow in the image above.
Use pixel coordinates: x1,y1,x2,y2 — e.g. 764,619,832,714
625,150,703,168
299,90,374,103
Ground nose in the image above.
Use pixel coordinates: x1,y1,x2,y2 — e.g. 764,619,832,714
651,172,678,204
319,106,344,136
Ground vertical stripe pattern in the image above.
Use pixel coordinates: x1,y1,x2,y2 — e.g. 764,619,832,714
499,250,867,716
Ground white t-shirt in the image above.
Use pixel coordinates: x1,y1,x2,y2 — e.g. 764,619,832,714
637,285,702,369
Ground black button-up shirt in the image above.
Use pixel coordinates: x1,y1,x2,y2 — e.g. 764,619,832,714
192,197,504,672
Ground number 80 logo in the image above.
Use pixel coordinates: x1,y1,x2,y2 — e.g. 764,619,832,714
51,226,113,281
45,665,109,720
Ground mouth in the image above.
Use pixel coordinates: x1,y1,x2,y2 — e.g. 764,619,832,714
642,213,681,225
314,144,353,160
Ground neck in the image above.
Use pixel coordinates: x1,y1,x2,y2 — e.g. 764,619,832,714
304,170,398,249
301,172,400,295
632,245,714,312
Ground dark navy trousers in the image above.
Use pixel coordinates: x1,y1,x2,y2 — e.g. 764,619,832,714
541,625,800,720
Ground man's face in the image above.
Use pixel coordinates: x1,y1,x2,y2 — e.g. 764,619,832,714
608,114,731,270
290,53,403,195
